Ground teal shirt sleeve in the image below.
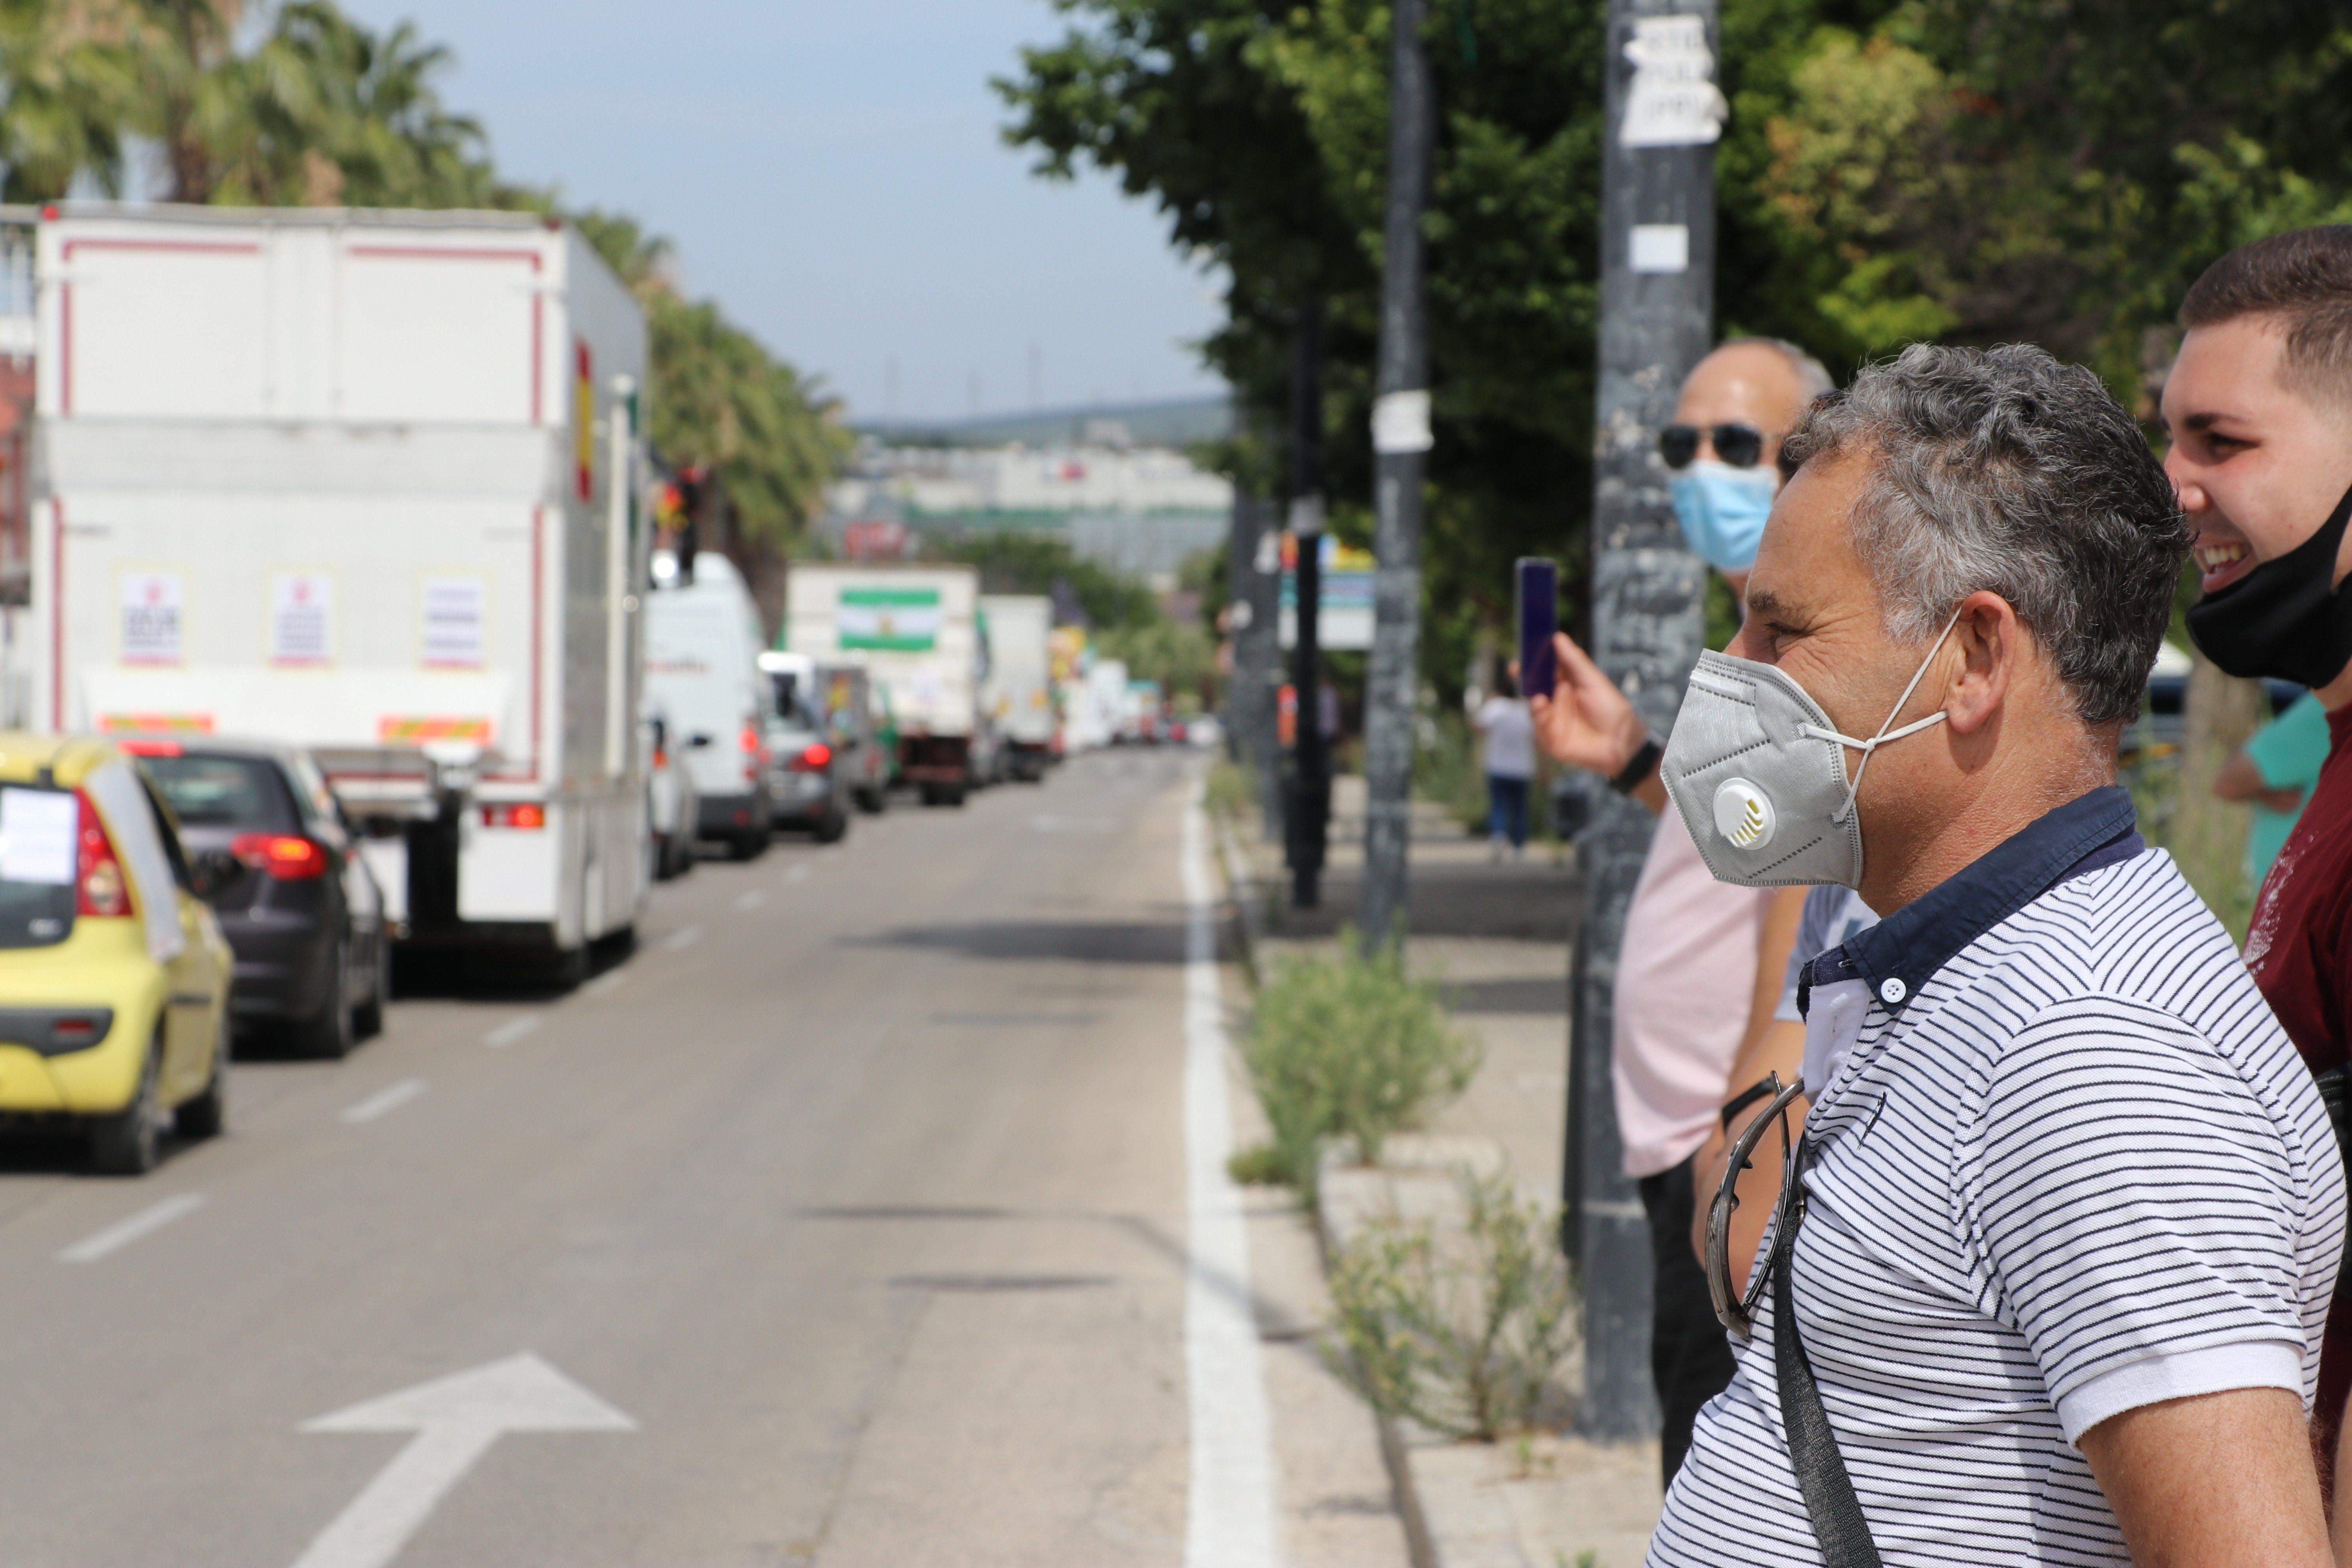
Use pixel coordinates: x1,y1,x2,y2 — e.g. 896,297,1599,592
2245,691,2332,792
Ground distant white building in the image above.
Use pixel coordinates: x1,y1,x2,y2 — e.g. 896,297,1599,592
825,440,1233,588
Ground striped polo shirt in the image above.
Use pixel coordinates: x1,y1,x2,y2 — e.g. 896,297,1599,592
1647,787,2345,1567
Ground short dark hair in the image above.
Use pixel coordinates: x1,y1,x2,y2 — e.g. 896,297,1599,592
1781,343,2187,729
2180,226,2352,405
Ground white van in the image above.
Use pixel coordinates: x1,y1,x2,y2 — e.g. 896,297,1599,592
645,551,770,859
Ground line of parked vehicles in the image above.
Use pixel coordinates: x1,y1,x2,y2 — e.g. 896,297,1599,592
0,200,1121,1175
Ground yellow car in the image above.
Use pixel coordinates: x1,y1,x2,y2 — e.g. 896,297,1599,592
0,735,232,1173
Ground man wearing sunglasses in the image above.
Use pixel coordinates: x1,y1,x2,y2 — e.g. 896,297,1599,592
1646,343,2341,1568
1530,337,1831,1483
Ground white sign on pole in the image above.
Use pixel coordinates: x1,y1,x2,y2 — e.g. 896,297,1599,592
1630,223,1691,274
421,577,486,668
270,572,334,666
1371,390,1435,456
1619,16,1728,149
120,572,183,665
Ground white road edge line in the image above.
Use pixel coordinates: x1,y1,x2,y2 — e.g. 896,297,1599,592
735,890,767,911
58,1192,205,1264
661,925,703,953
341,1079,427,1125
1180,780,1278,1568
483,1015,541,1049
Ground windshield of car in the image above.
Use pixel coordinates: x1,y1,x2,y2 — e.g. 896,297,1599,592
143,753,299,832
0,784,81,948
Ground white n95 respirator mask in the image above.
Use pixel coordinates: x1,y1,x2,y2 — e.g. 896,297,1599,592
1659,613,1959,889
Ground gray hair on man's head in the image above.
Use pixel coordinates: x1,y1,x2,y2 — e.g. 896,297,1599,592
1778,343,2187,729
1722,336,1835,402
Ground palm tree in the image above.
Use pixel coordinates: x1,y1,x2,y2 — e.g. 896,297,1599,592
0,0,143,203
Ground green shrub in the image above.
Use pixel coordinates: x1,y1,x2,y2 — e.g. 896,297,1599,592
1205,759,1258,826
1325,1170,1578,1442
1242,935,1481,1196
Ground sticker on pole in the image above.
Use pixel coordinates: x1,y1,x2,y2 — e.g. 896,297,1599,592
1371,390,1433,455
1620,16,1727,148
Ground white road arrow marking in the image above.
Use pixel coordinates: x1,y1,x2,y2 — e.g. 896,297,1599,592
292,1353,633,1568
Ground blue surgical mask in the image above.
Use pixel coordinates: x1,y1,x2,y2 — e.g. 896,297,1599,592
1670,460,1779,572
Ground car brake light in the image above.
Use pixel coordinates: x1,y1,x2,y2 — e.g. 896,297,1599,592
117,739,182,757
231,832,330,879
75,792,129,916
792,742,832,772
479,803,546,829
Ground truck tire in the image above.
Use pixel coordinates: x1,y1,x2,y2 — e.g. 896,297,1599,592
91,1030,165,1176
352,934,388,1041
931,783,967,808
855,786,887,815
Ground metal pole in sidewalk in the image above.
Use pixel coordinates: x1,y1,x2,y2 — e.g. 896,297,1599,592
1285,300,1329,909
1356,0,1436,950
1569,0,1722,1442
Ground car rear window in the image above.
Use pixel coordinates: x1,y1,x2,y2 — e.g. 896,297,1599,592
143,753,297,831
0,784,80,947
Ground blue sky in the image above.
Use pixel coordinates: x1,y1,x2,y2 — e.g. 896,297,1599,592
336,0,1230,422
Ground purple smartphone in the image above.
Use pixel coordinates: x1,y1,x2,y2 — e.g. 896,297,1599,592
1516,557,1559,700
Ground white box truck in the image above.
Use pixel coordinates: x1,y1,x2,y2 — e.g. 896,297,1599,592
978,593,1054,782
29,205,651,976
786,563,980,806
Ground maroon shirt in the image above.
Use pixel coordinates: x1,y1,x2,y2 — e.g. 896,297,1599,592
2245,704,2352,1470
2247,705,2352,1073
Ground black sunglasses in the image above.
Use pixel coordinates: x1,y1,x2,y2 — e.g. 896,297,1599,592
1659,421,1767,471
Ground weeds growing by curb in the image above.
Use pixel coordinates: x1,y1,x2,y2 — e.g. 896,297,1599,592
1324,1169,1577,1442
1230,933,1480,1197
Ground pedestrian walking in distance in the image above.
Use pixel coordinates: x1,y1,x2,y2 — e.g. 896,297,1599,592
1648,343,2344,1568
1471,664,1534,858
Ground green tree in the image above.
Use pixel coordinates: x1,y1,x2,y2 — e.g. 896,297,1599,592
0,0,142,202
575,211,847,545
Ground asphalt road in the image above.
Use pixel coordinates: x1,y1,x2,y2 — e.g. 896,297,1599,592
0,747,1216,1568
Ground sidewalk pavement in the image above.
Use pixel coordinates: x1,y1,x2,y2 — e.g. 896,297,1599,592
1221,773,1664,1568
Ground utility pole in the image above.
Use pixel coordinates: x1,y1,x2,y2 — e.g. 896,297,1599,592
1570,0,1724,1442
1285,300,1329,909
1226,398,1282,819
1356,0,1436,950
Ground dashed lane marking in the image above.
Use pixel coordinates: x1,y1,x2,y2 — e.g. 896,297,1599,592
341,1079,427,1125
581,969,628,999
783,865,811,883
662,925,703,953
58,1192,205,1263
735,890,766,911
483,1016,542,1049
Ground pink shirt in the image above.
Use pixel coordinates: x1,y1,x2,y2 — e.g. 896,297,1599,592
1612,806,1773,1178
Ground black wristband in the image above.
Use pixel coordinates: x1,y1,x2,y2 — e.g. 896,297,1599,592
1610,735,1662,795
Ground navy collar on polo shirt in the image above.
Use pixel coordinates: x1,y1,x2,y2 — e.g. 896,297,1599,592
1799,785,2142,1019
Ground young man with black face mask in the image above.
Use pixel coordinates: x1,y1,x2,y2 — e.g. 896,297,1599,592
2164,227,2352,1519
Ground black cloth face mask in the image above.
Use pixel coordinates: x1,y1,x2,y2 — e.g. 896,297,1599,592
2186,481,2352,688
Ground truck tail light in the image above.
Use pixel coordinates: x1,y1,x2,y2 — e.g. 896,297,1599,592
231,832,330,879
791,742,832,773
480,803,546,829
75,793,129,916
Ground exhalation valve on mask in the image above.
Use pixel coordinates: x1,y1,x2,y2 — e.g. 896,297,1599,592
1661,609,1962,890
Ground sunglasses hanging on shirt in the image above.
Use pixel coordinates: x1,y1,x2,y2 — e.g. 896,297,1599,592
1659,421,1768,471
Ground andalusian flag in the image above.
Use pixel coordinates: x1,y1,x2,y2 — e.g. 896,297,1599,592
838,586,941,652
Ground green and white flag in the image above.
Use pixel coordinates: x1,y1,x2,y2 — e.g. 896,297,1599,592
838,586,942,652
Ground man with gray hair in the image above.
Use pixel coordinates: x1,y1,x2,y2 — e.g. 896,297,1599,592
1647,343,2344,1566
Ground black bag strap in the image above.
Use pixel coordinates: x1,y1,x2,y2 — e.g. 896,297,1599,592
1770,1140,1884,1568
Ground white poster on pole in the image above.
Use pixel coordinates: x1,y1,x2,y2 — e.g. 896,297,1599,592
421,577,487,668
120,572,183,666
270,572,334,666
1620,16,1728,148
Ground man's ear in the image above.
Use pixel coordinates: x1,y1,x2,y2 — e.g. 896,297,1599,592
1943,591,2018,736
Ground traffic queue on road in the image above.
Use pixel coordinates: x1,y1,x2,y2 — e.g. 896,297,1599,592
0,200,1197,1177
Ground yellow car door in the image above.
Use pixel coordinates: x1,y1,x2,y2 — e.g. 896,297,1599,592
162,890,227,1100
